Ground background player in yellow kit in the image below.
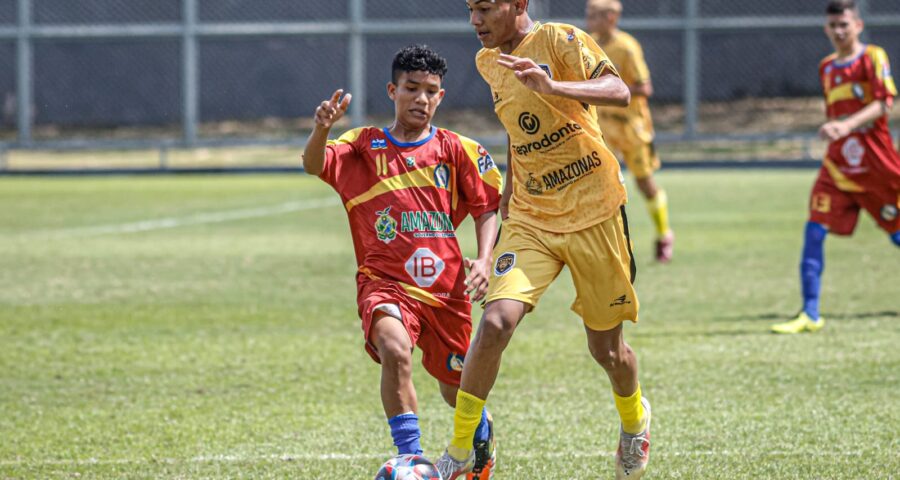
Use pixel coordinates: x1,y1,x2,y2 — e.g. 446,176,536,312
586,0,675,262
437,1,651,479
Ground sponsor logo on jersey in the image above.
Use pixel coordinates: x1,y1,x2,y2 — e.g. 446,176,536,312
841,137,865,167
446,353,465,372
518,112,541,134
434,162,450,189
882,204,898,222
512,122,584,156
525,172,543,195
538,64,553,79
476,145,496,175
404,247,445,287
371,138,388,150
541,151,603,192
401,210,455,238
374,206,398,244
852,83,865,100
494,252,516,276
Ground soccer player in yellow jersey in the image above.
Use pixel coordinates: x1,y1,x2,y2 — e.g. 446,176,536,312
586,0,674,262
436,2,652,479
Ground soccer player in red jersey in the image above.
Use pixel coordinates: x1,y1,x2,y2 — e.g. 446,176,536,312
303,45,501,476
772,0,900,334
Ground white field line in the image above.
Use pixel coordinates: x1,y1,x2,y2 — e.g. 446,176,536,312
20,197,341,240
0,450,871,467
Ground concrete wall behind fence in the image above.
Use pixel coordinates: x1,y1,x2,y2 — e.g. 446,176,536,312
0,0,898,131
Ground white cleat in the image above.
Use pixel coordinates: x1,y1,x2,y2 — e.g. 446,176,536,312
615,397,652,479
434,449,474,480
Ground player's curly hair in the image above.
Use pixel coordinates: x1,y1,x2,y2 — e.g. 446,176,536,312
826,0,858,15
391,45,448,84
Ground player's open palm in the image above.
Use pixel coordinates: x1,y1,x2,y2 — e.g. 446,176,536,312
315,89,352,129
498,54,554,95
464,257,491,303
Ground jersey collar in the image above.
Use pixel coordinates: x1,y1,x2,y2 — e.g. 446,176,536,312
383,126,437,148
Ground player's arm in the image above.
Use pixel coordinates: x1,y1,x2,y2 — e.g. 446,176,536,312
497,53,629,107
630,79,653,98
464,211,498,302
302,89,352,176
499,137,514,220
819,99,891,141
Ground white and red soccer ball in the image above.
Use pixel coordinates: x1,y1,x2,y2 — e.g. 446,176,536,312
374,454,442,480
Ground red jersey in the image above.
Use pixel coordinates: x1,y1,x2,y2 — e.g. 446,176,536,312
319,126,503,306
819,44,900,192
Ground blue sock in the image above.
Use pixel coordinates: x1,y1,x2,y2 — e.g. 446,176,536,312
800,222,827,321
891,231,900,247
473,407,490,444
388,413,422,455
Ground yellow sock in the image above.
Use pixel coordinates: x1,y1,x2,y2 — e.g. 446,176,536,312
614,384,646,435
646,189,671,238
449,390,486,458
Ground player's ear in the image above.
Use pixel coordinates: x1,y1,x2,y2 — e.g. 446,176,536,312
437,88,446,105
515,0,527,15
387,82,396,101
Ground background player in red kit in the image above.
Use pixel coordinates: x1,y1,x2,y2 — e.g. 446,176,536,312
302,45,501,477
772,0,900,334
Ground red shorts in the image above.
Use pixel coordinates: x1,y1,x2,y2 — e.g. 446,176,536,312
809,174,900,235
358,279,472,386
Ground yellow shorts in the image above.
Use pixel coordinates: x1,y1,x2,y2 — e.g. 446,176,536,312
598,113,660,180
486,208,639,331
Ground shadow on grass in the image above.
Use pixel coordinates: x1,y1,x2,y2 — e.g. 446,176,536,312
715,311,899,322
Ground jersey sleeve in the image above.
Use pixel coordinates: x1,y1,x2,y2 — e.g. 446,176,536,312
453,134,503,219
625,39,651,85
868,46,897,106
552,24,619,81
320,128,366,187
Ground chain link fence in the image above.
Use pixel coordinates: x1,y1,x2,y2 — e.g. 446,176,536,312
0,0,898,167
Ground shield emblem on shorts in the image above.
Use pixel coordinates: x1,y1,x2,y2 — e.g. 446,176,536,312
881,204,898,221
494,252,516,276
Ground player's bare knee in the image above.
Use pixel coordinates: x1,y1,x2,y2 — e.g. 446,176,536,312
374,334,413,370
477,310,517,349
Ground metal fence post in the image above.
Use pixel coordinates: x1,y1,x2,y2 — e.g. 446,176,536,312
683,0,700,139
349,0,366,128
183,0,199,146
16,0,32,146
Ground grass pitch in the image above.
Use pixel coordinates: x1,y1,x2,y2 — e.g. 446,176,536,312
0,171,897,479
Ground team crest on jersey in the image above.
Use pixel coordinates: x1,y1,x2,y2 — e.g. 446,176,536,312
494,252,516,276
374,206,398,244
476,146,496,175
852,83,865,100
525,172,543,195
882,204,898,222
566,28,576,42
405,156,416,167
434,163,450,189
835,75,842,85
371,138,387,150
538,64,553,79
841,137,865,167
447,353,465,372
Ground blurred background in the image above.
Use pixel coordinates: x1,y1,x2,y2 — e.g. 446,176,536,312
0,0,898,171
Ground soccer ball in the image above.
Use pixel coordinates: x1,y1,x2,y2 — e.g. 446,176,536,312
374,454,442,480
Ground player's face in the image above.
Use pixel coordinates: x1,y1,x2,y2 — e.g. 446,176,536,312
586,8,617,37
467,0,520,49
825,10,863,53
388,71,445,130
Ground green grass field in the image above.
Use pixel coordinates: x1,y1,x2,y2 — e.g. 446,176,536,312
1,171,897,479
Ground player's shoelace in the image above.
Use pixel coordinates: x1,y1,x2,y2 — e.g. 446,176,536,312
620,433,649,470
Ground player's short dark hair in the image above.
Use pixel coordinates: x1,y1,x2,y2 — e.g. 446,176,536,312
826,0,858,15
391,45,448,84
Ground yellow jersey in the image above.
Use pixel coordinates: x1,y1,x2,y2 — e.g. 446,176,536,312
594,30,654,142
476,22,627,233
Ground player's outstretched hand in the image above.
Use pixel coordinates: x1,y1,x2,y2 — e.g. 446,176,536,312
464,257,491,303
497,54,554,95
315,89,352,130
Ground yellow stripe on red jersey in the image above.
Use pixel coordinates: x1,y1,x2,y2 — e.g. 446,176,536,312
477,22,627,233
319,126,502,302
